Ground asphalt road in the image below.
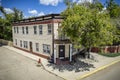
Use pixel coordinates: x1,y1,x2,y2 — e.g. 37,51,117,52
0,46,64,80
81,61,120,80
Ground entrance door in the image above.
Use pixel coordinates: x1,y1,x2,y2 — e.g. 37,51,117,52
59,45,65,59
29,42,33,52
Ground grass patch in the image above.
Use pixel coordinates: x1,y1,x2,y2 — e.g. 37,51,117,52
99,53,120,57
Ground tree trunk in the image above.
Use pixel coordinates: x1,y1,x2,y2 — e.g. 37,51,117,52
87,47,91,59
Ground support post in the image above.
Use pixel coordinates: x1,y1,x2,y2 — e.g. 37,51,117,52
54,44,56,63
70,44,72,62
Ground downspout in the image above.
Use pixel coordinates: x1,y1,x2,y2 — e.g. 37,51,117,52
52,15,55,63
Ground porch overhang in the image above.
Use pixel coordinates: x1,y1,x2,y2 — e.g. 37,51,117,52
54,39,71,44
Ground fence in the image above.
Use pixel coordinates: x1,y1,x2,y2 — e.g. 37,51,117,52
0,39,13,46
91,45,120,53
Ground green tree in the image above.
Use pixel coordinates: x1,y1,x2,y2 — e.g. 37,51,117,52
0,6,23,40
106,0,120,18
61,3,115,58
106,0,120,44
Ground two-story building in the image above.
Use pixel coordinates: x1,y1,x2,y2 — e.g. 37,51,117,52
12,14,74,64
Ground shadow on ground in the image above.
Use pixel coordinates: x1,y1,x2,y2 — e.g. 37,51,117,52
46,57,96,72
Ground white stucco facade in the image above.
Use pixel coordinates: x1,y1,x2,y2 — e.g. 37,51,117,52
12,14,73,63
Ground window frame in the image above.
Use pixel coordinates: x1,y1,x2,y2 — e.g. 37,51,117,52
39,25,42,35
15,39,17,45
17,27,19,33
20,40,22,47
34,26,37,34
26,26,28,34
43,44,50,54
14,27,16,33
36,43,39,51
47,24,52,34
23,41,28,48
22,27,24,34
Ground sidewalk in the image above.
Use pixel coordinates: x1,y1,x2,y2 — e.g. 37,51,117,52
3,46,120,80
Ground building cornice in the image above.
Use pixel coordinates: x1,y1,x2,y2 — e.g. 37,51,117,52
13,14,63,26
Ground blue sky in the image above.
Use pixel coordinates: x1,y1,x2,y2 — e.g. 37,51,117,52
0,0,120,18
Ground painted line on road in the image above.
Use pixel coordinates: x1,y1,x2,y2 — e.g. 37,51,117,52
77,59,120,80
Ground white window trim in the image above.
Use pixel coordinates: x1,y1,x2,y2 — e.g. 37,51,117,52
47,24,52,34
39,25,42,35
26,26,28,34
43,44,50,54
36,43,39,51
34,26,37,34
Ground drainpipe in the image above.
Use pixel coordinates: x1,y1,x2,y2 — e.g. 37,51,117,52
52,14,55,63
54,44,56,63
70,44,72,62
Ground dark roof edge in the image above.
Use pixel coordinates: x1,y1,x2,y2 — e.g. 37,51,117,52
13,13,63,23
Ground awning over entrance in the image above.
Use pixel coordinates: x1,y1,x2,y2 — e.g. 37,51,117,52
54,39,71,44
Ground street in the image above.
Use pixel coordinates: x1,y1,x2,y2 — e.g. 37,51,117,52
0,46,63,80
81,61,120,80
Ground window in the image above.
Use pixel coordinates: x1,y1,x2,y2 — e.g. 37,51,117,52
14,27,16,33
22,27,24,34
15,39,17,45
20,40,22,47
47,24,52,34
43,44,50,54
39,25,42,35
26,26,28,34
23,41,28,48
34,26,37,34
36,43,39,51
17,27,19,33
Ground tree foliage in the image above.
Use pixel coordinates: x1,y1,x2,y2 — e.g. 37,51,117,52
106,0,120,44
61,1,116,56
0,6,23,40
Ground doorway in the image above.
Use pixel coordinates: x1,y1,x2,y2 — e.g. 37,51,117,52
59,45,65,59
29,42,33,52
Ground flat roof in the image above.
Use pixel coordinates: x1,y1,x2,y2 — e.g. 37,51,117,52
13,14,63,24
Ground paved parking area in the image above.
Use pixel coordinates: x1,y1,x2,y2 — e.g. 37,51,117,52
0,46,63,80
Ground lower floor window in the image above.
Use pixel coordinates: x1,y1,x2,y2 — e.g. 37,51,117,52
43,44,50,54
36,43,39,51
15,39,17,45
23,41,28,48
20,40,22,47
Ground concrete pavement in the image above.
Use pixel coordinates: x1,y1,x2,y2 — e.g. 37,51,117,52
3,46,120,80
0,46,64,80
80,62,120,80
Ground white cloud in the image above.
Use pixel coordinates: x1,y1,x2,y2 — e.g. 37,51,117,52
39,0,62,6
38,11,45,16
28,9,45,17
4,8,14,14
28,9,38,15
73,0,93,4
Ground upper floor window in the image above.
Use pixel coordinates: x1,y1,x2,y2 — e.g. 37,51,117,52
26,26,28,34
43,44,50,54
17,27,19,33
39,25,42,35
47,24,52,34
36,43,39,51
34,26,37,34
22,27,24,34
14,27,16,33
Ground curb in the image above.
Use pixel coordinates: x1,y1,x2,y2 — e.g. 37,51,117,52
77,59,120,80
